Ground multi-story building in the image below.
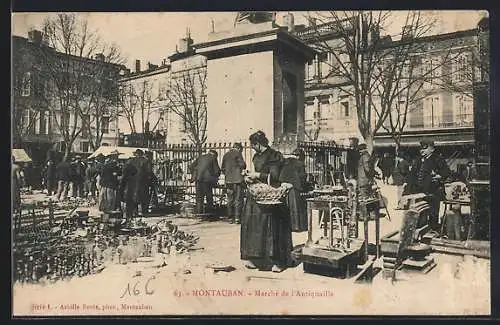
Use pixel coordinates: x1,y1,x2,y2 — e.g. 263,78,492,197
116,13,487,166
118,32,207,145
296,16,484,164
12,30,124,164
117,59,171,146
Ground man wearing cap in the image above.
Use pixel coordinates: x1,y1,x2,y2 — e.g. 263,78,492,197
406,140,451,231
221,143,247,224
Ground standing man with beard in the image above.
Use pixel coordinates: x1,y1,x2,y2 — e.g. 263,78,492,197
222,143,246,224
406,140,451,231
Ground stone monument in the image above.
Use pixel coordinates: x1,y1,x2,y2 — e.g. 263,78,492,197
194,12,316,143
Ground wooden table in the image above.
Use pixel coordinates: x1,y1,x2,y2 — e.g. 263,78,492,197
306,197,380,262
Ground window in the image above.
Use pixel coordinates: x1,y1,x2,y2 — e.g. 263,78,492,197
28,110,36,135
21,72,31,97
62,112,71,128
423,56,442,88
80,141,89,153
318,52,329,78
454,94,473,126
423,95,442,128
101,116,110,134
453,53,471,84
340,101,349,117
338,53,350,74
282,72,298,134
39,111,47,135
81,114,90,137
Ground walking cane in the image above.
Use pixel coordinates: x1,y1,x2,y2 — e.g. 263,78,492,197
373,181,391,222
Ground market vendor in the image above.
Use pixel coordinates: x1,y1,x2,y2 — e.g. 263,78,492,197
98,150,121,213
279,148,308,233
240,130,293,273
405,140,451,231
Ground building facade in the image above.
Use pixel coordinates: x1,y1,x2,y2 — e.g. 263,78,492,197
12,30,123,164
117,33,207,145
296,17,484,164
117,59,170,146
117,13,487,164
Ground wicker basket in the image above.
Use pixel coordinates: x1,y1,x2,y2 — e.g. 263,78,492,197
247,182,293,203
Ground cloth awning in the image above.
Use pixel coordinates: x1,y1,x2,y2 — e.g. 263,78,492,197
12,149,32,163
87,146,154,160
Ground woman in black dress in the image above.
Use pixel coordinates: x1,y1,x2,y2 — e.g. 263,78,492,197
240,131,293,273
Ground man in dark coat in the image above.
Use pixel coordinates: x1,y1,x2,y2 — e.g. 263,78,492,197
70,155,86,198
190,149,221,216
55,158,72,201
357,142,375,200
279,148,308,232
392,152,410,209
221,143,247,224
98,151,121,212
120,149,152,220
405,140,451,230
43,158,56,196
378,153,394,184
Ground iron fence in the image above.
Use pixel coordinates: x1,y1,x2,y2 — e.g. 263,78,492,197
142,139,356,208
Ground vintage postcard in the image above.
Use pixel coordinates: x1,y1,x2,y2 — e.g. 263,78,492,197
11,10,491,316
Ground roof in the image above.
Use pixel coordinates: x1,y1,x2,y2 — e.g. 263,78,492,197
12,149,32,163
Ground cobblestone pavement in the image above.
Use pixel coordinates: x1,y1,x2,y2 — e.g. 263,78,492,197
12,183,490,316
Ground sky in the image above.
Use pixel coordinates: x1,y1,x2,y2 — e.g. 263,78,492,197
12,11,488,70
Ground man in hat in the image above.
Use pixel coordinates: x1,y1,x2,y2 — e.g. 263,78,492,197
120,148,152,220
221,143,247,224
70,155,86,198
98,150,121,212
55,157,72,201
357,142,376,200
190,149,221,217
406,140,451,231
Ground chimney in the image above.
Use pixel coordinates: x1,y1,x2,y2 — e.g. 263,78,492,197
135,59,141,73
178,27,194,53
284,12,295,33
401,25,414,40
307,17,317,27
28,29,43,45
94,53,105,62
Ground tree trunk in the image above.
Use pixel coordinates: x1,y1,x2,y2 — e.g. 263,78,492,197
395,140,400,158
365,133,374,155
63,143,72,162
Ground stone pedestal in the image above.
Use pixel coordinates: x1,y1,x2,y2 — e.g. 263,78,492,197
194,24,315,143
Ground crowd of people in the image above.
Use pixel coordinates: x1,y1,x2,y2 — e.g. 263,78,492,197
12,132,476,272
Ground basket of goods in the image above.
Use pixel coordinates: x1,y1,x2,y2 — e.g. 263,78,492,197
247,182,293,205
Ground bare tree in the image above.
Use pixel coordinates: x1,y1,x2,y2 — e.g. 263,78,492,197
163,68,207,150
304,11,450,153
38,13,124,159
305,127,320,141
